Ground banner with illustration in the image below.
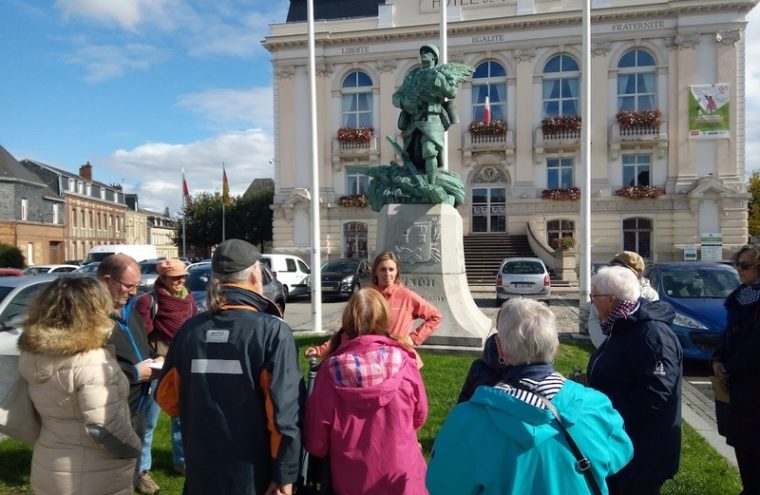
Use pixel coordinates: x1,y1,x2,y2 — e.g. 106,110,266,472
688,84,730,139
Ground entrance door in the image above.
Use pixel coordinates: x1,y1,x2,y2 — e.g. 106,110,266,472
472,187,506,233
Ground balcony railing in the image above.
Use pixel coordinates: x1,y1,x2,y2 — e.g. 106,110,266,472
463,129,515,160
533,127,581,163
609,119,668,159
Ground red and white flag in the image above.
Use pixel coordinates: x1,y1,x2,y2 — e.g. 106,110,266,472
483,95,491,124
182,169,193,211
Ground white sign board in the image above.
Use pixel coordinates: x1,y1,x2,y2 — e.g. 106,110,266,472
684,244,697,261
700,233,723,261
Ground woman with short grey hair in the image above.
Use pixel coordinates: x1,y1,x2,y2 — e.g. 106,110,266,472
428,298,633,494
586,266,683,495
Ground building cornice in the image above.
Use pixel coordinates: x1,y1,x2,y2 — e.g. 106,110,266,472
262,1,754,51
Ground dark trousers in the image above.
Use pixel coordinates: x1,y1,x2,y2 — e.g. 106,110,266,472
736,447,760,495
608,478,662,495
131,407,147,476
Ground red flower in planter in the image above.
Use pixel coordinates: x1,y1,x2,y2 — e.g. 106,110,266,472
615,185,665,199
615,109,662,129
468,120,508,135
337,127,374,143
542,186,581,201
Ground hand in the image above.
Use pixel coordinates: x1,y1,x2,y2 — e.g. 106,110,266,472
304,347,317,358
713,361,729,384
136,360,152,382
264,482,293,495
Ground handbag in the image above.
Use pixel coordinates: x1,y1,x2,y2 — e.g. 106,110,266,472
0,374,41,445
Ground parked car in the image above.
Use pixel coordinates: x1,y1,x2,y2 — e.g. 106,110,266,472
0,269,24,277
63,259,83,266
186,264,286,314
644,262,740,361
261,254,310,300
187,260,212,271
0,275,58,356
74,262,101,274
495,257,551,305
138,260,162,291
309,258,371,300
23,264,79,275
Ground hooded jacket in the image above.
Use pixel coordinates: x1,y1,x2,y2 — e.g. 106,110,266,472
304,335,428,495
426,380,633,494
587,299,682,487
17,319,141,495
457,333,508,403
157,285,302,495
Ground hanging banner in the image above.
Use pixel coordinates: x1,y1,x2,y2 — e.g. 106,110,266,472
688,84,730,139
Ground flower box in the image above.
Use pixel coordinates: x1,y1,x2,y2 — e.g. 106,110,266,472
552,236,576,250
337,127,374,143
542,186,581,201
615,185,665,199
468,120,508,136
337,194,369,207
615,109,662,129
541,116,582,135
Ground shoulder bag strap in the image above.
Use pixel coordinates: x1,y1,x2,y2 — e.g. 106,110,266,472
512,383,603,495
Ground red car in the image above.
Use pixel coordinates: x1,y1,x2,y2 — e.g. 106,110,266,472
0,269,23,277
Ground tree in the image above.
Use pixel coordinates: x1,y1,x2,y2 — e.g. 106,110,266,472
175,187,274,256
0,243,25,268
748,172,760,238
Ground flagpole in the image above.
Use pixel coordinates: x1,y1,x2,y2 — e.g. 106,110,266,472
307,0,323,332
440,0,448,171
579,0,592,320
222,163,226,242
181,167,188,259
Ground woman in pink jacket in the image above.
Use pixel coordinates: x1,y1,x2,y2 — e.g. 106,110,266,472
305,288,429,495
306,251,442,364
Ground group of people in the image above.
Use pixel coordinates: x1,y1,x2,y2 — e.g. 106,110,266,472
8,240,758,494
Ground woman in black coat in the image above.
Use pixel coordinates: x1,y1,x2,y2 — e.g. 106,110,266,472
713,244,760,495
586,266,683,495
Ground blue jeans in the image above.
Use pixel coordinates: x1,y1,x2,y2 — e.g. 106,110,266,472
139,381,185,471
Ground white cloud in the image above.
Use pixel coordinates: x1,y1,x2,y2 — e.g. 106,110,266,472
54,0,165,31
109,129,274,214
65,43,166,83
178,86,274,129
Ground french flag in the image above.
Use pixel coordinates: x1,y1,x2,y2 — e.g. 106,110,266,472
483,96,491,124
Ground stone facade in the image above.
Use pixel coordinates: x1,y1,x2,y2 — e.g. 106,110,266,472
263,0,754,267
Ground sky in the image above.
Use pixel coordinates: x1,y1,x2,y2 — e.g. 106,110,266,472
1,1,759,216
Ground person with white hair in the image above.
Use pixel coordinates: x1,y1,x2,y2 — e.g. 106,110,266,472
427,298,633,495
586,266,683,495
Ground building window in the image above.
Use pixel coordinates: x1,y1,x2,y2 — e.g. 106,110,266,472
547,158,574,189
471,60,507,122
547,219,575,246
343,222,368,259
617,49,656,111
85,183,91,196
77,181,84,194
20,199,28,221
345,167,370,195
68,178,75,191
623,217,652,259
341,71,373,128
622,153,651,186
542,54,579,117
53,204,59,224
26,242,34,265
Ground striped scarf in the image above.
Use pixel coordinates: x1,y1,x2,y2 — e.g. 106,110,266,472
600,299,640,336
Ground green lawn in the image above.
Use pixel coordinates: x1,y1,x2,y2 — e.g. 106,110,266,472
0,336,740,494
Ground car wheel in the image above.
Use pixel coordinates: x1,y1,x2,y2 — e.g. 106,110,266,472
282,285,289,302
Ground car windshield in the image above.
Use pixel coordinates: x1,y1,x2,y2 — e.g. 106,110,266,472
503,261,544,275
23,267,49,275
76,263,100,273
187,269,212,292
139,262,159,274
661,268,739,298
0,287,13,305
321,261,358,273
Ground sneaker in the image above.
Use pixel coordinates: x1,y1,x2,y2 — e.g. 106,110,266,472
173,464,186,476
135,470,160,495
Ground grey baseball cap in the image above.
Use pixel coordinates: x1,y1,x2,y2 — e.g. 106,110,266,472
212,239,262,275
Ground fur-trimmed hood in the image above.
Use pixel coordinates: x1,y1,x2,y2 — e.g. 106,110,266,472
18,321,112,356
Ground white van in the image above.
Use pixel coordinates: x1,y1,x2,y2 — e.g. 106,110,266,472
85,244,158,264
261,254,310,300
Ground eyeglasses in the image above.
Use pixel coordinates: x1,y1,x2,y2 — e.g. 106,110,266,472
117,279,142,291
590,294,611,300
735,261,757,271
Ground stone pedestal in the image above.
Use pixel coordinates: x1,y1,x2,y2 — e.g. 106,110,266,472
376,203,493,349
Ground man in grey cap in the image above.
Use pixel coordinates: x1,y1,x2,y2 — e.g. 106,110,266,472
157,239,303,495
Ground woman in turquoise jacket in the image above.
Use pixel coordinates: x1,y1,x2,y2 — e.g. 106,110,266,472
427,298,633,495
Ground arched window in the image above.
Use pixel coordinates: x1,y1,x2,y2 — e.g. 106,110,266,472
617,49,656,111
547,219,575,246
623,217,652,259
471,61,507,122
343,222,368,259
341,71,373,128
542,55,579,117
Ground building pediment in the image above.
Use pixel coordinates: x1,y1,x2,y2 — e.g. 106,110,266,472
686,177,738,199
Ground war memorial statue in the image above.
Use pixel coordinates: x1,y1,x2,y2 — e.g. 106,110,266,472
366,44,471,213
372,44,492,349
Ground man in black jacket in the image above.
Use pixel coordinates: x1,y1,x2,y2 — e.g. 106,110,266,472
97,254,160,495
158,239,304,495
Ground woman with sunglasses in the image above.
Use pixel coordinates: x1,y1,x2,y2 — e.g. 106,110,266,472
713,245,760,494
134,259,197,493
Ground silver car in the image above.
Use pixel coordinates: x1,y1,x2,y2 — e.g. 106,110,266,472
495,257,551,305
0,275,58,356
